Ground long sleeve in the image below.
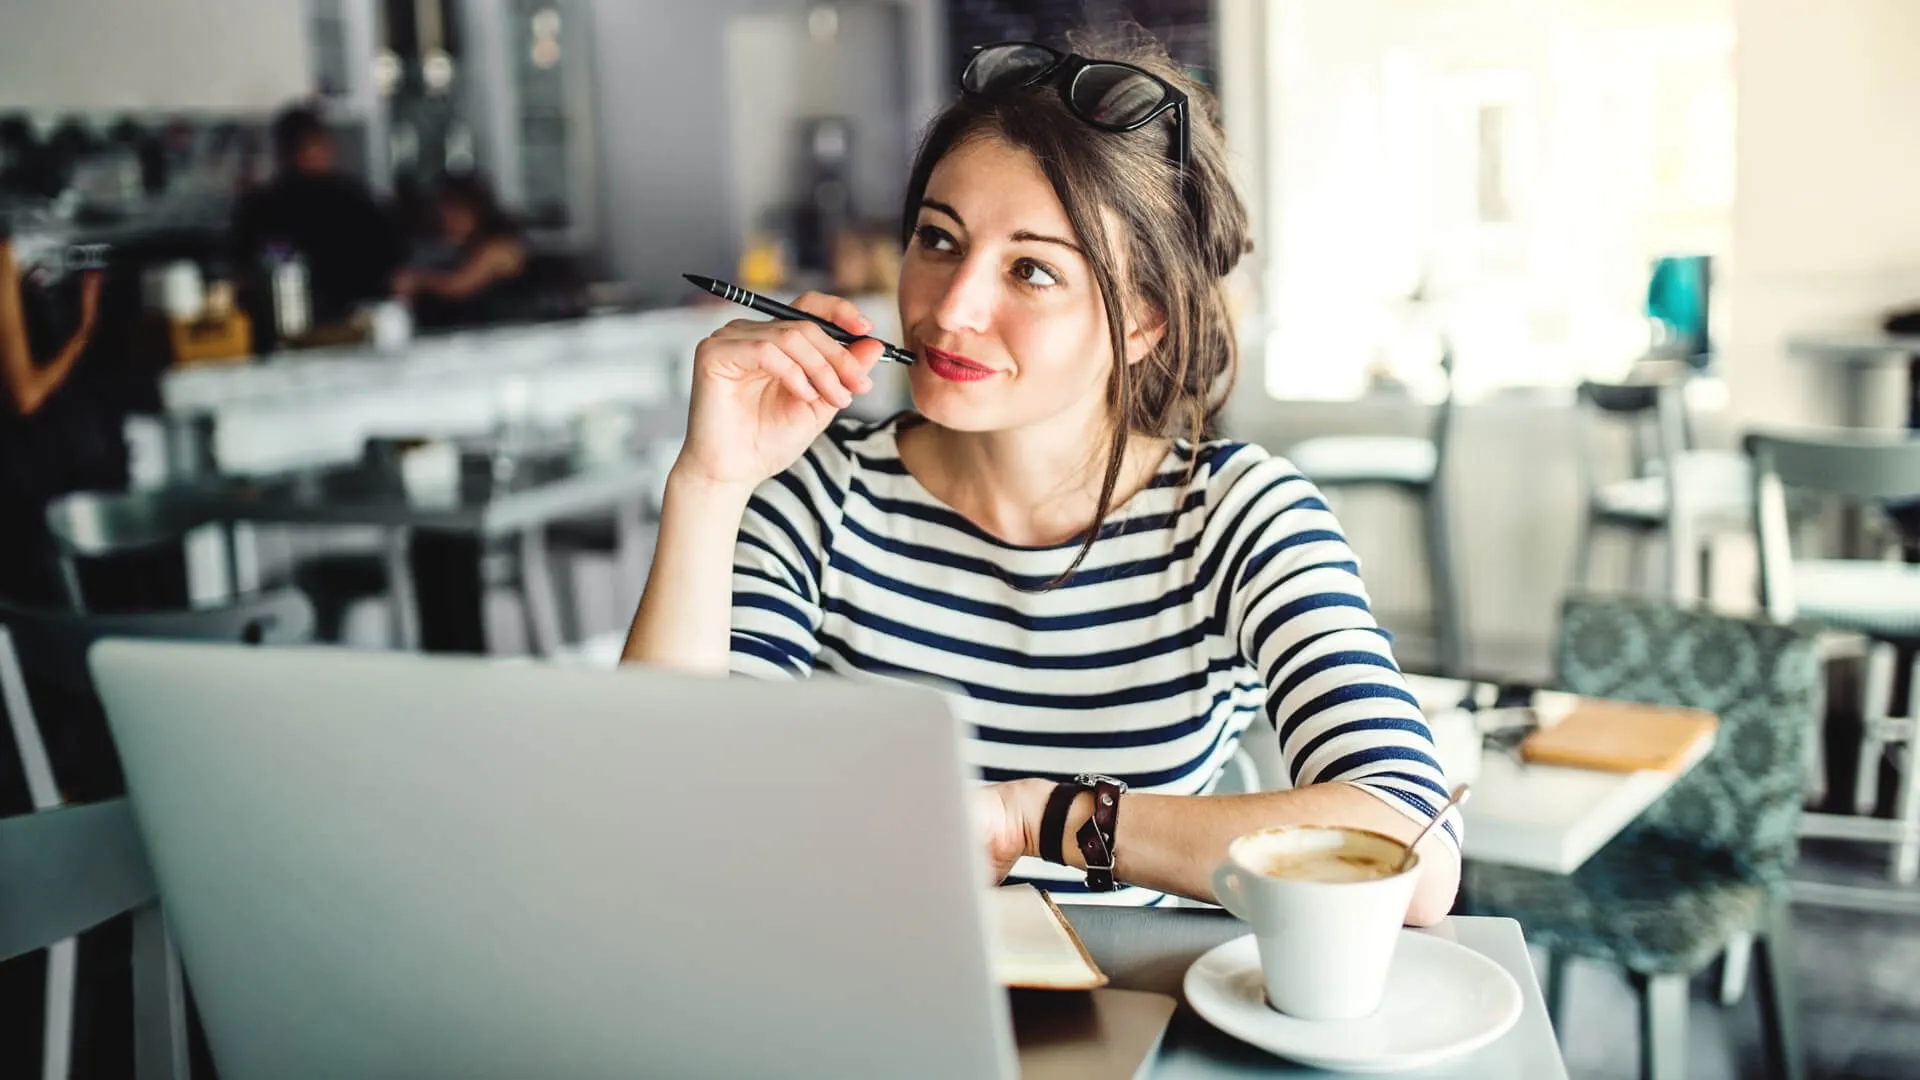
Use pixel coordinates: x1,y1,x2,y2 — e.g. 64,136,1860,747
727,437,849,678
1214,454,1459,848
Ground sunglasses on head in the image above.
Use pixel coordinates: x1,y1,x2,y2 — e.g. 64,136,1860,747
959,41,1191,177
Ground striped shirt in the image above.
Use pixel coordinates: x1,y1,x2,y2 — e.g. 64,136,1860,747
729,414,1456,905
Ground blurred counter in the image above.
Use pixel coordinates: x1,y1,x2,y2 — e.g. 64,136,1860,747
151,296,907,480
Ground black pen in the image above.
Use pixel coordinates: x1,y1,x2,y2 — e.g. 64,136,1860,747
683,274,915,365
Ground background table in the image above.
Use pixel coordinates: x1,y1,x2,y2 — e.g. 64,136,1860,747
1052,908,1567,1079
1402,675,1716,874
1787,332,1920,430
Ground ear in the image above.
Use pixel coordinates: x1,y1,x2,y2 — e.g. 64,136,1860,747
1123,306,1166,366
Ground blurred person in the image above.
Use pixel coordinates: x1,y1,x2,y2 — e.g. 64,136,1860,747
393,172,528,329
622,29,1461,921
230,105,405,328
0,236,112,606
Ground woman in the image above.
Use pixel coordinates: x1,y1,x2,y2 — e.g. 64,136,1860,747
394,172,528,328
624,32,1460,923
0,237,108,607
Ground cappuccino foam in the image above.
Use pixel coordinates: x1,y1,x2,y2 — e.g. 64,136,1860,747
1251,849,1400,884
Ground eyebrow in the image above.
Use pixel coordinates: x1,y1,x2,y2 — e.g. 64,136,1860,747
919,198,1085,256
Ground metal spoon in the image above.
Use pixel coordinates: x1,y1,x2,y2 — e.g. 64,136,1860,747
1398,783,1471,873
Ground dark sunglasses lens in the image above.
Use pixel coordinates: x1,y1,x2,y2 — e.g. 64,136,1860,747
962,43,1058,94
1069,64,1170,129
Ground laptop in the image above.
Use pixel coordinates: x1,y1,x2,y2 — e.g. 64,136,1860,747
91,641,1170,1079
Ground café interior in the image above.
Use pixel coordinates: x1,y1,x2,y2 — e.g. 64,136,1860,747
2,1,1919,1078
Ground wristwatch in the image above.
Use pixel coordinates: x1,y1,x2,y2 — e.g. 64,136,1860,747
1039,773,1128,892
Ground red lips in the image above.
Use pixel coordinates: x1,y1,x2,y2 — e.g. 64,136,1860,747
922,346,998,383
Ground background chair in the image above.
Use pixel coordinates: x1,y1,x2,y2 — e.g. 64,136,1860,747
1461,594,1821,1080
1284,350,1466,676
1572,379,1753,604
0,588,313,1080
1749,430,1920,884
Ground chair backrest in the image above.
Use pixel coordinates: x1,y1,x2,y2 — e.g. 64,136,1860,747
1576,376,1692,475
1555,594,1821,884
0,798,156,963
43,489,239,613
0,589,315,805
1745,430,1920,622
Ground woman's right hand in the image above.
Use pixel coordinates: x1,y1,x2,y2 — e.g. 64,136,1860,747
673,291,884,490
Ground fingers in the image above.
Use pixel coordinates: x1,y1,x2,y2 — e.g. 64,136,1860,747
710,317,871,406
790,291,874,336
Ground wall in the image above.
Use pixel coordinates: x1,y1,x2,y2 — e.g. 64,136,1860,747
1725,0,1920,430
0,0,309,111
587,0,944,301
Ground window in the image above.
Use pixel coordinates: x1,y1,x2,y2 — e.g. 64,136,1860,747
1248,0,1734,402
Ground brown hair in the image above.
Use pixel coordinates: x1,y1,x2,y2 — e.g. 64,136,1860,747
899,26,1252,583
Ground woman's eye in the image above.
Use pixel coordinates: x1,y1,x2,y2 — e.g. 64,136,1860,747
915,224,957,253
1012,258,1060,288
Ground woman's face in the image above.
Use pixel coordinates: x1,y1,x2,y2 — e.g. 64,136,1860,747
898,135,1142,435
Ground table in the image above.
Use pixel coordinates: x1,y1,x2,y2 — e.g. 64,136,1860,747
168,434,674,655
1402,675,1717,874
1787,333,1920,430
1053,908,1567,1079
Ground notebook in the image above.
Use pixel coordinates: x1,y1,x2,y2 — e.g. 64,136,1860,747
989,884,1108,990
1519,699,1719,773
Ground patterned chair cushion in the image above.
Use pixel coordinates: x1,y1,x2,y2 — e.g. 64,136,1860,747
1460,595,1821,974
1462,835,1768,975
1791,558,1920,643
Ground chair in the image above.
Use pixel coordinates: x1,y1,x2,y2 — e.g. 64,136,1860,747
0,588,315,1079
43,489,240,614
1572,379,1753,604
1284,352,1466,676
1461,594,1821,1080
1748,430,1920,883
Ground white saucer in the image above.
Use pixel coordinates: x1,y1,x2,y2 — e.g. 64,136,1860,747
1183,932,1523,1074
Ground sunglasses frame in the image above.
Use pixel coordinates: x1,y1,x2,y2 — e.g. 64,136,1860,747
960,41,1191,177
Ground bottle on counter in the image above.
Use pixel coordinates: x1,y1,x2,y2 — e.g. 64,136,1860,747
263,243,310,345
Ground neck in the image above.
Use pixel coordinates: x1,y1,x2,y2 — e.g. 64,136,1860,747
908,403,1161,548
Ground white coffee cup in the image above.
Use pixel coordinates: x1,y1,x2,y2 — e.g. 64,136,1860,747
1210,825,1420,1020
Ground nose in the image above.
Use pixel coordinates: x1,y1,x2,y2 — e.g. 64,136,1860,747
930,254,996,336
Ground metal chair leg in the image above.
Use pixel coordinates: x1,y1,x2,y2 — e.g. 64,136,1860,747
1421,482,1468,677
1893,740,1920,883
1718,932,1752,1006
41,938,76,1080
131,903,189,1080
1543,949,1571,1041
1857,642,1896,815
1639,971,1690,1080
1754,896,1808,1080
1573,515,1599,592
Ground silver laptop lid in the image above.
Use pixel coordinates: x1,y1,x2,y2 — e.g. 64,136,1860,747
92,641,1016,1080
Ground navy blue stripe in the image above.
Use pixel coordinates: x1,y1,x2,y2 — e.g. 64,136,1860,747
820,631,1245,712
978,709,1243,788
1275,681,1422,751
821,595,1206,670
1249,592,1375,665
1303,745,1445,788
1289,717,1435,780
733,564,793,593
1368,784,1462,845
734,590,814,634
729,632,809,675
742,494,823,590
968,681,1254,749
834,555,1203,632
1267,649,1401,710
736,525,813,604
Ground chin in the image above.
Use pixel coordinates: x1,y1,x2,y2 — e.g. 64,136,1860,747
907,373,1011,432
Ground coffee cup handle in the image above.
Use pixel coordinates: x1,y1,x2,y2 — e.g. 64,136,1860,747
1211,863,1252,922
